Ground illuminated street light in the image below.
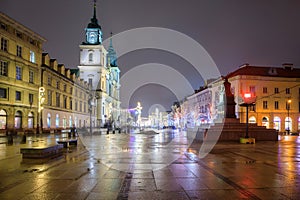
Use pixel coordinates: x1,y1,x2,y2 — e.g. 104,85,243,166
287,99,291,135
88,94,93,135
240,92,256,140
37,87,45,134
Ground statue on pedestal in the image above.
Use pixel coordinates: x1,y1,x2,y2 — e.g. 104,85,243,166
222,76,236,118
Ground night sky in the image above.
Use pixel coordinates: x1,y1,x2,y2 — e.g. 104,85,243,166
2,0,300,116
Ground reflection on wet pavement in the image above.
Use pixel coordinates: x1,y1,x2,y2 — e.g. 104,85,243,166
0,130,300,199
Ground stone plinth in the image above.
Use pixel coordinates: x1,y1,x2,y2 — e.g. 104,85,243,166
192,118,278,142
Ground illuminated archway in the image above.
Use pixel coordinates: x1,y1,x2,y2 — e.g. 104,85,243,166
63,116,67,128
273,116,281,131
249,116,256,124
15,111,22,129
0,109,7,129
262,117,269,128
69,116,72,127
28,112,34,128
285,117,292,132
55,114,59,128
47,113,51,128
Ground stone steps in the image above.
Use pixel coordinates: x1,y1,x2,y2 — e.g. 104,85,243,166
190,118,278,142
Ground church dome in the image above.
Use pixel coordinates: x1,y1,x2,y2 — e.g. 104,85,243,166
87,16,101,29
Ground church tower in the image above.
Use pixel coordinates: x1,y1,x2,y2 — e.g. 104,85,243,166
78,1,121,128
83,1,102,45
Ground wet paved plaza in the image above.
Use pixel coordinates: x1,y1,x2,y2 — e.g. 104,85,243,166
0,129,300,200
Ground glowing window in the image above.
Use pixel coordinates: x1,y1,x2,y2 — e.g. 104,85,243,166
28,112,34,128
47,113,51,128
30,51,35,63
249,116,256,124
16,66,22,80
14,111,22,129
0,109,7,129
274,116,281,131
55,114,59,128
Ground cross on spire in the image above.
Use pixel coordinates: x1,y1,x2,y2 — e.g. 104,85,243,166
93,0,97,19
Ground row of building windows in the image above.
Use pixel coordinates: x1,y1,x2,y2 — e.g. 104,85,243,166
1,37,35,63
46,90,88,112
0,61,35,83
250,86,292,95
1,21,40,47
0,87,89,113
47,76,86,98
0,88,34,101
0,109,89,130
251,100,298,111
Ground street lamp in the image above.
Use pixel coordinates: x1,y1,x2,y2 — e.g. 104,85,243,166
88,94,93,135
37,87,45,134
287,99,291,135
239,93,256,142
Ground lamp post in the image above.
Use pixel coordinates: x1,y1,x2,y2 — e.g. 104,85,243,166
88,94,93,135
239,93,256,143
37,87,45,134
287,99,291,135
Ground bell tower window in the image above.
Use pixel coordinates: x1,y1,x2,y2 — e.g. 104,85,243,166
84,1,102,45
89,53,93,62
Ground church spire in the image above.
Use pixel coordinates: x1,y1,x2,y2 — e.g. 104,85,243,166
93,0,97,18
107,32,117,66
84,0,103,44
109,32,113,47
88,0,101,29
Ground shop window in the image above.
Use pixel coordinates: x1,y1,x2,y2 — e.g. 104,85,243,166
15,111,22,129
28,112,34,128
0,109,7,129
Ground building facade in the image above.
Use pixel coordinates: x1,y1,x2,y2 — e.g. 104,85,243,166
180,64,300,134
0,12,45,133
41,53,92,131
0,12,93,133
226,64,300,133
78,2,121,127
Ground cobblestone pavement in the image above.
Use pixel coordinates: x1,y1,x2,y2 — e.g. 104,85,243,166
0,130,299,200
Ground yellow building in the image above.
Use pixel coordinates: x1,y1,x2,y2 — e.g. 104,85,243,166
181,64,300,134
41,53,92,131
0,12,46,133
0,12,92,134
226,64,300,134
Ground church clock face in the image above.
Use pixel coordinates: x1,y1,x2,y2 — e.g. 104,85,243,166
88,31,97,44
